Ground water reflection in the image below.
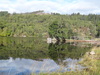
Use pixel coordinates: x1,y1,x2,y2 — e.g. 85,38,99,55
0,37,92,75
48,42,91,60
0,57,85,75
48,42,91,72
0,37,48,60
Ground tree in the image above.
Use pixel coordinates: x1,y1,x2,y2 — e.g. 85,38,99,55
49,20,68,41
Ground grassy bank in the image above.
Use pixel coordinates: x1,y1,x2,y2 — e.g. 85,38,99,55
78,47,100,75
95,38,100,41
32,47,100,75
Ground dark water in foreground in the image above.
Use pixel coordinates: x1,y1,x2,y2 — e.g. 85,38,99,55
0,37,92,75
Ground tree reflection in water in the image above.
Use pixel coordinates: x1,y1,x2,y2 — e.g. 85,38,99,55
48,42,92,70
0,37,93,73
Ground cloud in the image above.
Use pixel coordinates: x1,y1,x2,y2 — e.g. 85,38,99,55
61,0,99,14
0,0,100,14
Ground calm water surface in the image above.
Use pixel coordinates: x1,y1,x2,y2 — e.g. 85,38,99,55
0,37,92,75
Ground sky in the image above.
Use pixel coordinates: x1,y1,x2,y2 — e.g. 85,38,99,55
0,0,100,14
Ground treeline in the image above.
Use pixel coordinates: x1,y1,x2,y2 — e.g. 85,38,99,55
0,11,100,39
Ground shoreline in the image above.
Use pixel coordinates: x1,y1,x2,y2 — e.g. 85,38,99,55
32,47,100,75
47,38,100,45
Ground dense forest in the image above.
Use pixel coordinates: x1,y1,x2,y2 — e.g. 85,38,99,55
0,11,100,39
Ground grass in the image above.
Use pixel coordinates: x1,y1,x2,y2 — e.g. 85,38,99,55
94,38,100,41
78,47,100,75
32,47,100,75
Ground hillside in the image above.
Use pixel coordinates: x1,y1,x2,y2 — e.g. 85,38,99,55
0,11,100,39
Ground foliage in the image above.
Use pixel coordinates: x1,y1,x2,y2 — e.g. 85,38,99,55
49,19,68,40
0,11,100,39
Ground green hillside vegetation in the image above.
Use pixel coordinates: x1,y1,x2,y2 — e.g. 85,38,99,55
0,11,100,39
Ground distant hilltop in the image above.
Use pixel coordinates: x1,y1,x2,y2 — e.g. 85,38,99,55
29,10,61,15
30,10,50,15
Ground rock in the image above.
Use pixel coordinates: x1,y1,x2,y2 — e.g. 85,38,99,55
22,35,26,37
52,38,56,41
47,37,57,43
90,51,95,55
47,38,52,43
52,38,57,44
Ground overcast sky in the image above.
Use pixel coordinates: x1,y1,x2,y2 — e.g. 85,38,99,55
0,0,100,14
